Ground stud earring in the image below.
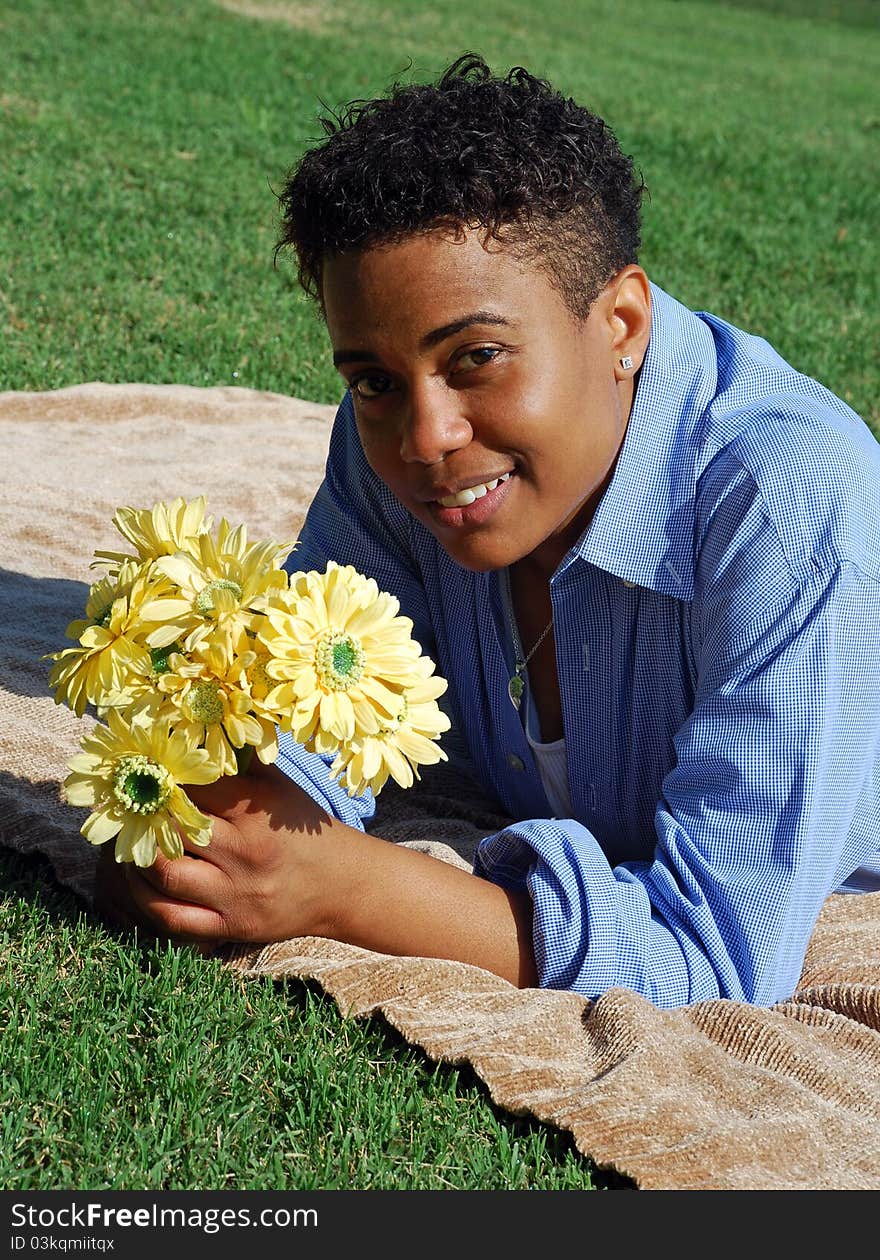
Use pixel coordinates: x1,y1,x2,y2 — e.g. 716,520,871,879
619,356,633,370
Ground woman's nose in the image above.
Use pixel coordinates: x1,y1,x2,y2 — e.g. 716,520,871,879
399,381,472,464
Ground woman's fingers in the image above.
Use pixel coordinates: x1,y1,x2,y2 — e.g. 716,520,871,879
133,843,229,903
124,861,230,942
93,822,253,944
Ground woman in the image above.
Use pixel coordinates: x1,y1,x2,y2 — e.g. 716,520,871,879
97,55,880,1009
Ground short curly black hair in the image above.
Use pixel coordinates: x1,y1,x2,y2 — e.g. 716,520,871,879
276,53,645,320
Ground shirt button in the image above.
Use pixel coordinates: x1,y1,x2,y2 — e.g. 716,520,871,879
506,753,525,772
622,579,638,588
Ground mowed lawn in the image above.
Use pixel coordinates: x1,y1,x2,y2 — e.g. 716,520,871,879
1,0,878,1190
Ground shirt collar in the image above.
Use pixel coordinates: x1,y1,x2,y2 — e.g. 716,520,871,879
563,282,720,602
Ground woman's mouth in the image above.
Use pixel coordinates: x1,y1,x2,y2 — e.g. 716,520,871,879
436,471,511,507
428,471,514,527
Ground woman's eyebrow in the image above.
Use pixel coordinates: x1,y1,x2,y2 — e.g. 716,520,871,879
420,311,511,349
332,312,512,367
332,347,381,367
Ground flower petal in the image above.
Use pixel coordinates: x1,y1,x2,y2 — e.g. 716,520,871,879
82,802,125,846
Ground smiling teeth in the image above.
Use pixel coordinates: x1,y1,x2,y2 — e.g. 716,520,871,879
438,472,511,508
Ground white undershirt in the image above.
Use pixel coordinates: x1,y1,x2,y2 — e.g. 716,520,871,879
524,690,573,818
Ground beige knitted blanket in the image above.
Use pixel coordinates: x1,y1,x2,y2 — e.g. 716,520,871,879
2,382,879,1191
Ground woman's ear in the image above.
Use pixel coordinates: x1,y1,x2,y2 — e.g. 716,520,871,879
607,265,652,379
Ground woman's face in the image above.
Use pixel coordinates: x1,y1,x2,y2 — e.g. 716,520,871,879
321,228,649,575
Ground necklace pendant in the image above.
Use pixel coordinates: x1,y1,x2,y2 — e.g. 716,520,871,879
508,672,524,710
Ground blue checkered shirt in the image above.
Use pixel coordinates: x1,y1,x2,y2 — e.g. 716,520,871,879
275,283,880,1009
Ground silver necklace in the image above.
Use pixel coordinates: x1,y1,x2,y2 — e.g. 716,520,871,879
508,617,554,710
503,570,554,711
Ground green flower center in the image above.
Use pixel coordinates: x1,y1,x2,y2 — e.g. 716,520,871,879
150,642,182,675
315,632,365,691
113,755,172,815
93,605,113,629
186,681,225,724
195,578,243,616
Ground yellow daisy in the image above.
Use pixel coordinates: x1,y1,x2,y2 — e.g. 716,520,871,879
142,634,278,775
231,643,285,763
91,495,213,571
62,709,221,866
329,657,451,797
258,562,425,753
63,571,126,642
46,559,160,717
138,518,294,653
94,638,187,714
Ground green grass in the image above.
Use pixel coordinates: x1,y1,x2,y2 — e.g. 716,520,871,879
2,0,878,1191
1,0,877,424
0,848,623,1190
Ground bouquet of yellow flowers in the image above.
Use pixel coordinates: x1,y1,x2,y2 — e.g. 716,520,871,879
47,497,450,868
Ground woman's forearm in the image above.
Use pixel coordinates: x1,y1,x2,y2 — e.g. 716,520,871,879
323,828,538,987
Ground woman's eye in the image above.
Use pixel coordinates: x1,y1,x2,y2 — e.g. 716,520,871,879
456,346,501,371
351,374,393,399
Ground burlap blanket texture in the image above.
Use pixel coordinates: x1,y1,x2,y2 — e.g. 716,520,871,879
2,383,878,1191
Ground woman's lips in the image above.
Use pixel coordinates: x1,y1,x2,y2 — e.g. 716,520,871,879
426,471,515,528
435,471,512,508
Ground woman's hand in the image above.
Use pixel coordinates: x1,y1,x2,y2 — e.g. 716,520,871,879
93,761,358,946
94,760,538,985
